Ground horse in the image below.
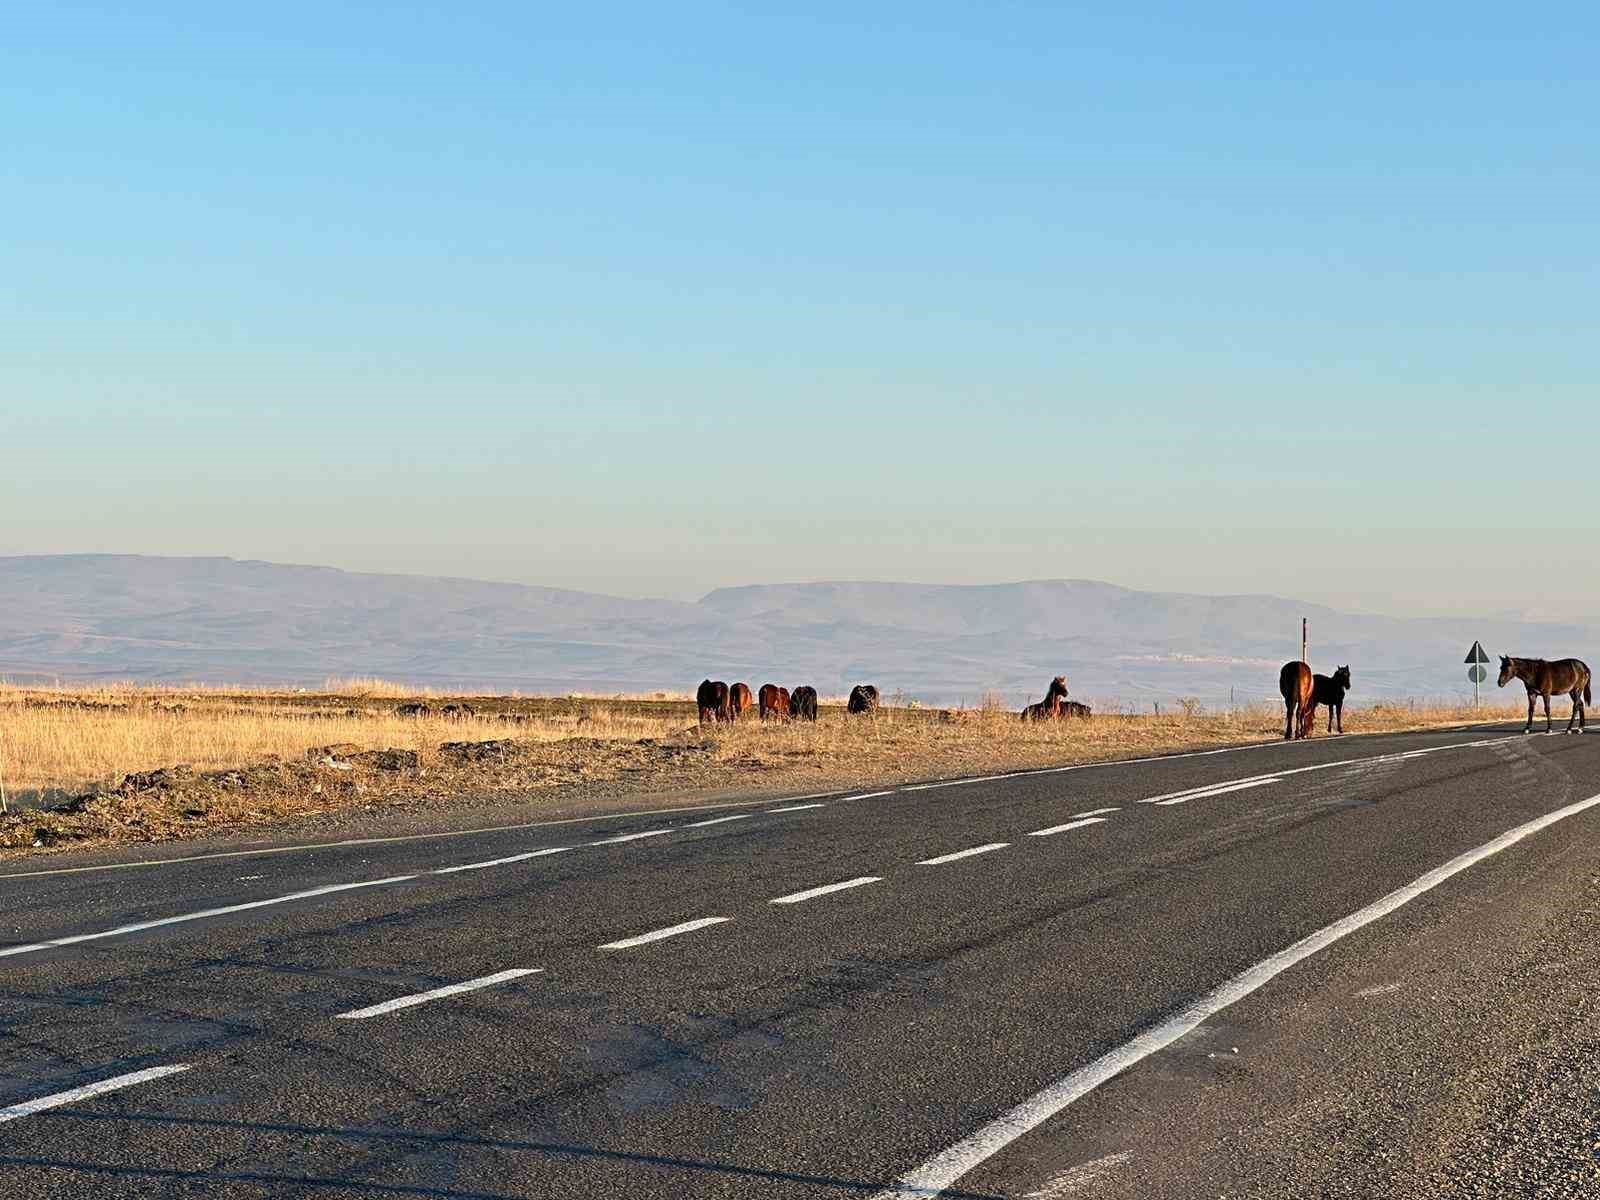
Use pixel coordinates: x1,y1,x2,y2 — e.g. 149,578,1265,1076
1278,661,1314,740
728,682,753,721
790,685,818,722
696,679,730,724
1309,666,1352,734
847,684,880,715
758,684,791,720
1061,700,1093,719
1021,676,1070,721
1498,655,1590,733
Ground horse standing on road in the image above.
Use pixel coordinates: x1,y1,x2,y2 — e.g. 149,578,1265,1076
1309,666,1352,734
1498,655,1590,733
1278,661,1314,740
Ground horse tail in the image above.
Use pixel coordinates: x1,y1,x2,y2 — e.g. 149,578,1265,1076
1586,669,1592,706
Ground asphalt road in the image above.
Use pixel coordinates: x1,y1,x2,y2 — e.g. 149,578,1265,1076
3,721,1599,1198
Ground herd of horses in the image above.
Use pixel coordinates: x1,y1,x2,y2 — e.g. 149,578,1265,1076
696,676,1092,723
1277,653,1592,740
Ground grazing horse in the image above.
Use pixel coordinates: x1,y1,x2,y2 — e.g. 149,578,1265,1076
696,679,730,724
1309,666,1352,734
790,685,819,722
758,683,791,720
1498,655,1591,733
1021,676,1071,721
728,682,753,721
1278,661,1314,740
847,684,880,715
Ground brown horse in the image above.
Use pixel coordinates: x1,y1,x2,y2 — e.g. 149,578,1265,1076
1309,666,1352,734
1062,700,1093,719
790,685,818,721
728,682,753,721
847,684,880,715
1279,661,1314,740
1021,676,1070,721
1498,655,1590,733
758,683,791,720
696,679,730,724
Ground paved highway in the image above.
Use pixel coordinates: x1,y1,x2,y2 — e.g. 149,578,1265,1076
3,722,1598,1198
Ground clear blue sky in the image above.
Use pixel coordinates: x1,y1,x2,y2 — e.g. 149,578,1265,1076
6,3,1596,616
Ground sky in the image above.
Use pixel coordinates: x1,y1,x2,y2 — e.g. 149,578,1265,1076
5,3,1597,617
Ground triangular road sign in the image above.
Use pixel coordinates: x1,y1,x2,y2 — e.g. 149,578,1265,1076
1465,640,1490,664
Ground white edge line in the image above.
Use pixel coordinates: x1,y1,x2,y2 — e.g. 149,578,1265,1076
334,968,543,1019
770,876,883,905
1027,817,1109,837
841,790,894,801
0,1064,192,1124
1068,807,1121,818
685,814,752,828
0,875,417,959
598,916,731,950
870,788,1600,1199
904,775,1007,792
433,847,573,874
917,843,1010,866
1136,773,1282,804
768,803,827,813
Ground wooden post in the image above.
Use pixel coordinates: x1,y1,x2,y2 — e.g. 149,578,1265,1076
1301,618,1308,665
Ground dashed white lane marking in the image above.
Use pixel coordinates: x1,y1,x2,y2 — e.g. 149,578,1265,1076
869,786,1600,1200
599,916,731,950
334,968,543,1019
1068,807,1120,819
0,1065,192,1124
1021,1151,1135,1198
842,790,894,802
905,776,1007,792
1138,774,1281,804
590,829,673,845
433,847,573,874
0,876,417,959
769,803,827,813
770,876,883,905
685,814,752,828
1153,778,1278,806
917,843,1009,866
1028,817,1109,837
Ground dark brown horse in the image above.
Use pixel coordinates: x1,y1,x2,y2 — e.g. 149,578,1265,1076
1279,661,1314,740
847,684,880,715
1022,676,1070,721
790,685,818,721
1309,666,1352,734
728,682,753,721
1061,700,1093,719
696,679,730,724
758,683,791,720
1498,655,1590,733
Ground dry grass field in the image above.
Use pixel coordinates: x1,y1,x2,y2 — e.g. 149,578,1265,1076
0,681,1523,855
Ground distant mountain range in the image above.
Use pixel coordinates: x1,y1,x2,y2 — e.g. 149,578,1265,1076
2,555,1595,708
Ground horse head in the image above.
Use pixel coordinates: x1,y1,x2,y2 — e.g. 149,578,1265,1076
1497,655,1514,688
1332,665,1351,692
1047,675,1068,700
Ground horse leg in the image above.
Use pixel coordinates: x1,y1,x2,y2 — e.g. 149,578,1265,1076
1526,691,1535,733
1284,699,1294,740
1570,690,1582,733
1544,692,1553,733
1335,701,1343,734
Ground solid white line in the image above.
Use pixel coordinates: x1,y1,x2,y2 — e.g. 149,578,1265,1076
904,776,1007,792
917,843,1009,866
590,829,672,845
432,847,573,874
870,787,1600,1199
769,803,827,813
0,875,417,959
842,790,894,801
1154,778,1278,806
0,1064,192,1124
334,968,543,1019
1028,817,1109,837
685,814,751,828
770,876,883,905
598,916,731,950
1068,807,1121,818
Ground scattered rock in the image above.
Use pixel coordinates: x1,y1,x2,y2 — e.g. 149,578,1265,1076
439,739,518,763
348,748,418,771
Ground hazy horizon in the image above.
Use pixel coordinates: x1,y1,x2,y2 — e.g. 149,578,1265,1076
7,7,1596,620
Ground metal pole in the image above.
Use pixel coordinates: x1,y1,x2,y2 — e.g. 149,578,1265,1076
1301,618,1308,664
